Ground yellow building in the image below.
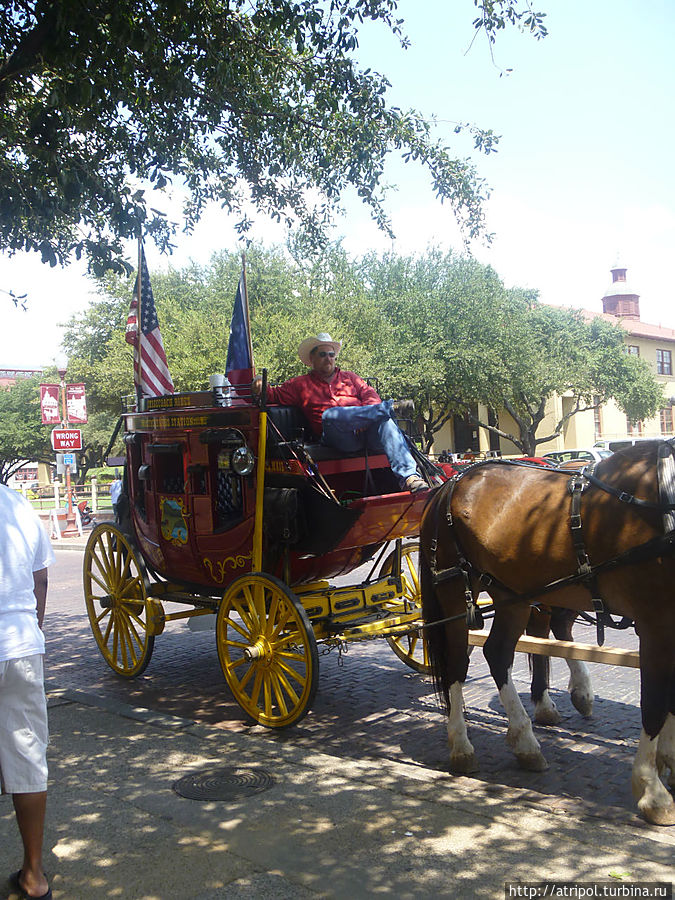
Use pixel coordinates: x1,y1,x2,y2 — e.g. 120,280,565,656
432,262,674,457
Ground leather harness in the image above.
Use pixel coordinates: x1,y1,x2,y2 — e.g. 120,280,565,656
427,451,675,645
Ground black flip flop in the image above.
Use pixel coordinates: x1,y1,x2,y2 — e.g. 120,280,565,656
9,870,52,900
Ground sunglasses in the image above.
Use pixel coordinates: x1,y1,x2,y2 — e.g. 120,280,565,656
317,350,335,358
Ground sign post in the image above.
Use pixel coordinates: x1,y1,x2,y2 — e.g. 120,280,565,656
56,363,79,537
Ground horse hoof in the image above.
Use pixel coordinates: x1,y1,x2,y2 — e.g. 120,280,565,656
516,751,549,772
449,752,479,774
534,705,562,726
571,689,594,718
637,797,675,826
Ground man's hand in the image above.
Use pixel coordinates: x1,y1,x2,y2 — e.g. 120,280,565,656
33,567,48,629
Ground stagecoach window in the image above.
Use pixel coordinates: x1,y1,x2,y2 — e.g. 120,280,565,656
156,451,185,494
215,447,243,527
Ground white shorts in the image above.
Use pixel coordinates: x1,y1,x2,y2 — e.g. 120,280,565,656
0,655,49,794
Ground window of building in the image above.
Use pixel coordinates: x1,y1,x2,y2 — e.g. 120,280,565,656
626,345,640,357
656,349,673,375
627,418,644,436
660,408,674,435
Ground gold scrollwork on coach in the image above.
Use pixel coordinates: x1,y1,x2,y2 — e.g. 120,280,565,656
203,553,252,583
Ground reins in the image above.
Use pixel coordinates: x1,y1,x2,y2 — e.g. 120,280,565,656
424,450,675,644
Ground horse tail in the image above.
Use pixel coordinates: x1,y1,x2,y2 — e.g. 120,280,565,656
420,495,452,716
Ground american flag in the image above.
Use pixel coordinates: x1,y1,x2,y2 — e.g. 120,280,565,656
125,245,174,397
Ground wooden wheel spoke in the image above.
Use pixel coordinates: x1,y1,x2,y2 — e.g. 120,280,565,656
273,629,304,652
237,660,255,689
275,658,307,687
249,667,264,708
111,617,120,664
232,595,257,636
276,648,308,665
269,607,293,643
118,574,142,600
263,671,273,717
119,550,133,586
101,611,114,644
224,615,252,642
96,606,111,626
269,671,290,716
265,594,281,637
123,612,145,650
102,534,118,586
223,637,252,651
88,569,110,595
272,665,302,703
117,616,138,664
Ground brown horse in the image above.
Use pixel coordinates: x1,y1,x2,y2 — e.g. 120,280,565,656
420,442,675,825
526,606,593,724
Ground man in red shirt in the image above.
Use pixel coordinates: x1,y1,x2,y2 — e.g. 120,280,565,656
254,332,427,492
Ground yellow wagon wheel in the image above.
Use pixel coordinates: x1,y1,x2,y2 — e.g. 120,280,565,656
83,524,155,677
216,573,319,728
379,542,431,675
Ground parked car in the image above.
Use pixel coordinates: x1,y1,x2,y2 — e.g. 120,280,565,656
542,447,613,465
594,438,656,453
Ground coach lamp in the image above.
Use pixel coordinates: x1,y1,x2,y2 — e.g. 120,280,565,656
231,445,255,476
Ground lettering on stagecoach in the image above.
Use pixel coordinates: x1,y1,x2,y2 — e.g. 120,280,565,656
203,553,253,583
145,393,214,410
124,410,252,431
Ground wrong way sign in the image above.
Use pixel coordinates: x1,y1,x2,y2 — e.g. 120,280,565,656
51,428,82,451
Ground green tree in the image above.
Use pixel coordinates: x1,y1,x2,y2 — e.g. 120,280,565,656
1,0,545,276
353,249,664,454
450,303,664,456
0,376,53,484
63,243,661,461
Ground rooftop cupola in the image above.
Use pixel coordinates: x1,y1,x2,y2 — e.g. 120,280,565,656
602,259,640,320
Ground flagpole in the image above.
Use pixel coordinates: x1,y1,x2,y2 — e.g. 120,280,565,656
136,237,143,407
241,251,254,374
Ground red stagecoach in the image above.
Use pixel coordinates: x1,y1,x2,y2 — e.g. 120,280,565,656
83,376,438,727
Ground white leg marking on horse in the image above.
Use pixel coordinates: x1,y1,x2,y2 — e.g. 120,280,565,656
534,689,561,726
656,713,675,789
632,727,675,826
447,682,477,773
500,667,548,771
567,660,594,717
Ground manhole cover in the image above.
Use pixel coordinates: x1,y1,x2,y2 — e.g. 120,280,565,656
173,766,276,801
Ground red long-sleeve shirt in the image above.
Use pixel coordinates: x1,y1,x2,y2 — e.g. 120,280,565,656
266,368,381,436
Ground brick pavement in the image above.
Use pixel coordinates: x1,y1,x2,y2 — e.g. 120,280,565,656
45,547,649,828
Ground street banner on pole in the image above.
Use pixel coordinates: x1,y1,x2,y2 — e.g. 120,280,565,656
66,383,88,423
39,384,61,424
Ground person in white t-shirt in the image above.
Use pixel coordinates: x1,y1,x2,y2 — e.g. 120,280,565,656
109,474,122,513
0,484,55,900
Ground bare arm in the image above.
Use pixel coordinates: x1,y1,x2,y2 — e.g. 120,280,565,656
33,567,48,630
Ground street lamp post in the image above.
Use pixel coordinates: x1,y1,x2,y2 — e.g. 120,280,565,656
56,358,79,537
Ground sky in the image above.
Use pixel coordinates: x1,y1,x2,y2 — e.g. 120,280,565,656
2,0,674,370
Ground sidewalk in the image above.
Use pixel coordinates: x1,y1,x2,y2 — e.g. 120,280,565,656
2,690,673,900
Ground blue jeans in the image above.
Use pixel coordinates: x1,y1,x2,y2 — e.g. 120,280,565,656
320,400,418,485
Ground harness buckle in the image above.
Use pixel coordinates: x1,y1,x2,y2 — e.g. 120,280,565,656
618,491,632,504
570,513,582,530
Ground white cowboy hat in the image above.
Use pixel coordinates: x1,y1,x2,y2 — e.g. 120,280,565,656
297,332,342,366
